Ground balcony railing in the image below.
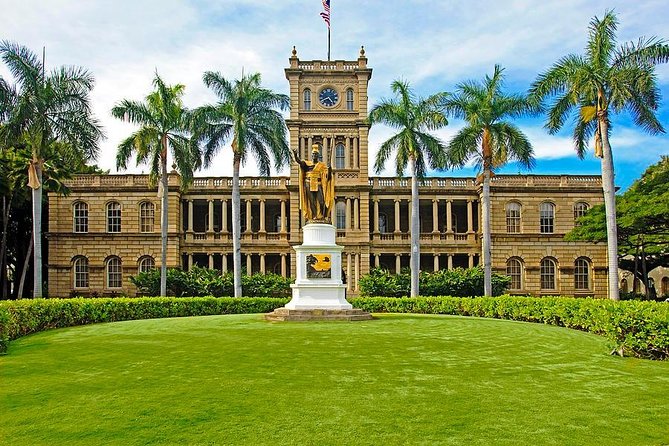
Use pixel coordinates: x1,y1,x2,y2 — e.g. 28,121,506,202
368,177,476,189
183,231,290,243
372,232,477,243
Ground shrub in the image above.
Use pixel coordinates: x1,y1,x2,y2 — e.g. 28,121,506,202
359,267,511,297
350,296,669,360
0,296,289,354
130,267,293,297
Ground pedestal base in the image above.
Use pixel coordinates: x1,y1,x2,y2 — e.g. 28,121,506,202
265,308,372,322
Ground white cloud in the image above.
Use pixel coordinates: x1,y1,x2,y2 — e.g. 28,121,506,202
1,0,668,179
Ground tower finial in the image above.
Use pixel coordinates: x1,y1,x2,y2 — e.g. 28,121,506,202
292,46,297,57
359,45,365,57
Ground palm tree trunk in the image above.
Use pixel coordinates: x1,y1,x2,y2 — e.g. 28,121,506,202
160,147,168,297
32,164,43,298
18,230,33,299
410,156,420,298
1,194,12,299
482,168,492,297
599,119,620,301
232,153,242,298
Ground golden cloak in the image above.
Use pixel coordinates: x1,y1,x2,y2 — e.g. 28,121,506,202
298,160,335,221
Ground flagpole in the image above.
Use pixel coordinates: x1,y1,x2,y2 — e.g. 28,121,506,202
328,27,331,61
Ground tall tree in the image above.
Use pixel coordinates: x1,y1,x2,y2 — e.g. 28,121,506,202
442,65,536,297
112,73,198,298
567,156,669,299
193,72,290,298
529,11,669,300
0,41,103,298
368,80,449,298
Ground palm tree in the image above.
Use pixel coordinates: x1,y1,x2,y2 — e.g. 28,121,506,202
0,41,103,298
112,73,199,298
368,80,449,298
193,72,290,298
529,11,669,301
442,65,536,297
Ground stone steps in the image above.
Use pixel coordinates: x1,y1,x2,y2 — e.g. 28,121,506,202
264,307,373,322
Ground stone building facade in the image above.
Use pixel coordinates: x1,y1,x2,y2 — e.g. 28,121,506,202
47,49,609,298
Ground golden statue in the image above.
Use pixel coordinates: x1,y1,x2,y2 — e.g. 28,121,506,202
292,144,335,223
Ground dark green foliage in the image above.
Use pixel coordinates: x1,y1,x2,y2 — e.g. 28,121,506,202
0,296,289,353
350,296,669,360
130,266,293,298
359,267,511,297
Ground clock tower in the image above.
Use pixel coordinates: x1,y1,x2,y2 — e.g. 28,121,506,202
285,46,373,282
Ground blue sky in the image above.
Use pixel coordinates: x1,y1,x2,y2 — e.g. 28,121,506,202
1,0,668,190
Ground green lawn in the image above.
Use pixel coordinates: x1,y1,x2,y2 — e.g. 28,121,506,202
1,314,668,445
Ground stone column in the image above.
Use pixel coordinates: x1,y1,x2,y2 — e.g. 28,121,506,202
446,200,453,233
222,254,228,273
467,199,474,233
353,137,358,168
260,254,266,274
433,254,439,271
323,137,329,165
373,199,380,233
208,253,214,269
307,136,313,158
432,199,439,233
246,253,252,275
259,199,266,233
346,198,352,230
280,200,287,233
394,199,400,233
468,253,474,268
354,253,360,291
346,252,352,291
221,199,228,233
345,137,351,169
188,253,193,270
281,254,287,277
208,200,214,233
374,253,380,268
187,200,193,232
354,198,359,230
246,199,252,233
395,254,401,274
448,254,453,270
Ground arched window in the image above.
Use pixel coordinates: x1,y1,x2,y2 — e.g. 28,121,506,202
574,202,589,226
139,202,155,233
661,277,669,296
73,256,89,288
633,278,641,293
620,278,628,293
335,143,345,169
303,89,311,111
73,202,88,233
540,258,557,290
107,202,121,233
506,202,521,233
106,256,122,288
574,258,591,290
540,202,554,234
346,88,354,111
335,201,347,230
506,258,523,290
138,256,155,273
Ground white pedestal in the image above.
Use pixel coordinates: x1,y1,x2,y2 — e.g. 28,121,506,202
286,223,351,310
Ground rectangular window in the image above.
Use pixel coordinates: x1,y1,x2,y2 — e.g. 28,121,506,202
107,203,121,233
140,203,155,232
540,203,554,234
74,203,88,233
506,204,520,233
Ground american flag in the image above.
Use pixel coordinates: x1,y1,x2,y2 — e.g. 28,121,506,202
320,0,330,28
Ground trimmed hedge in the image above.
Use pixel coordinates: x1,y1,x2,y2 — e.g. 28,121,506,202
1,296,667,360
349,296,669,360
359,267,511,297
0,297,289,354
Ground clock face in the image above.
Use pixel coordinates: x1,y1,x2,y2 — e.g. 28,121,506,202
319,88,339,107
